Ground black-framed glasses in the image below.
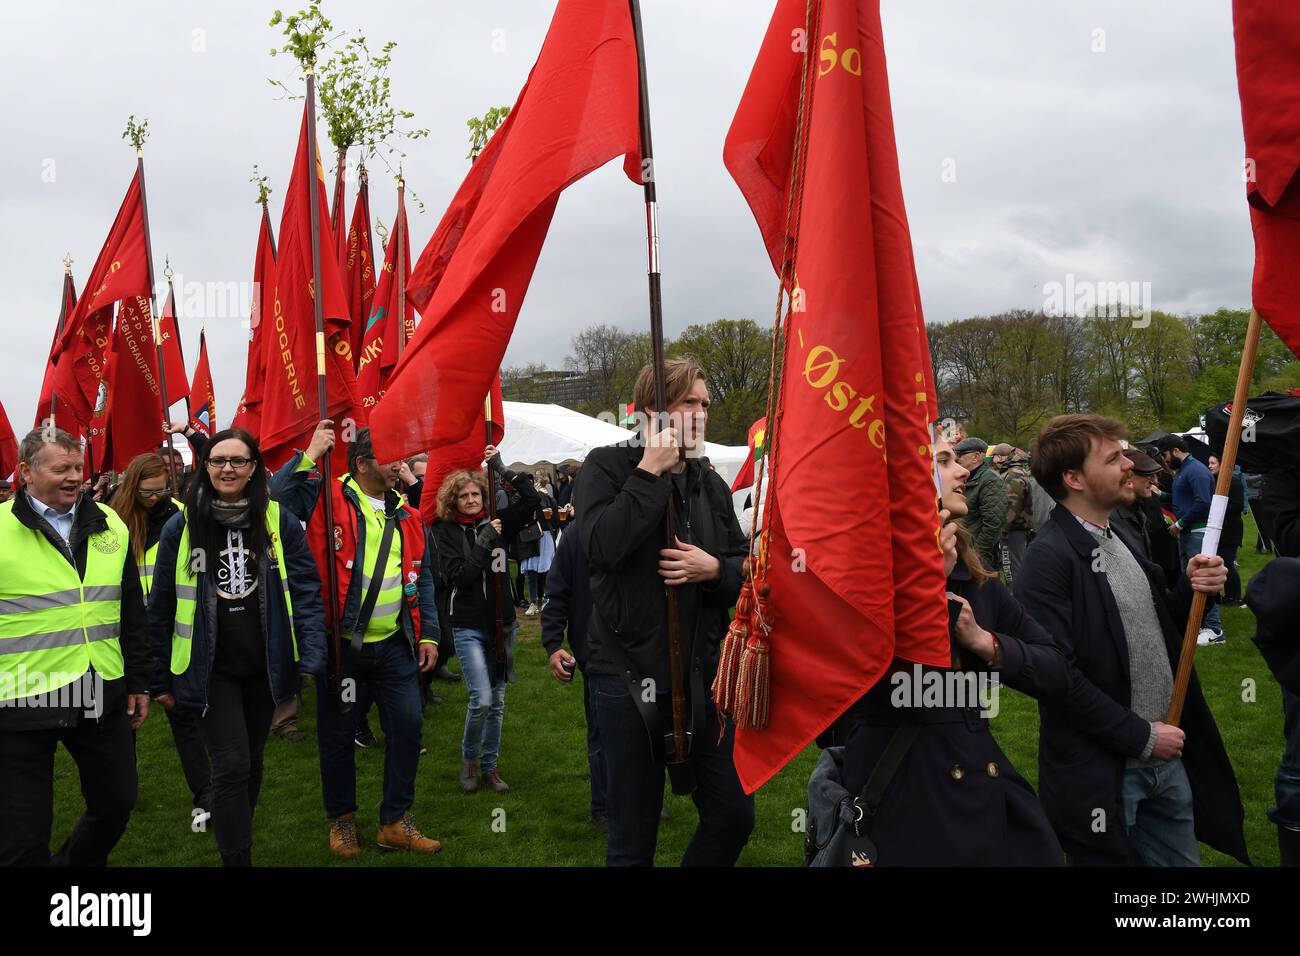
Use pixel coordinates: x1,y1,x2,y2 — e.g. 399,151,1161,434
137,488,170,498
206,457,253,470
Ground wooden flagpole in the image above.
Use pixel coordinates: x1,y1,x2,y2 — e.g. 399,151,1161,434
1166,309,1264,725
135,146,180,491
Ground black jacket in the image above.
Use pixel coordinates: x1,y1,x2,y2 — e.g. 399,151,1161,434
1269,470,1300,556
823,562,1068,865
433,458,539,632
0,490,150,732
540,529,592,667
1014,505,1249,864
574,441,747,701
1221,472,1245,551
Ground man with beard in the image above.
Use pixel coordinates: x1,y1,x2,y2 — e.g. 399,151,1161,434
1157,435,1224,645
1112,447,1164,563
1015,415,1247,866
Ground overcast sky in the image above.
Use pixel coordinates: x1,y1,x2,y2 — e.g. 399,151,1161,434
0,0,1253,432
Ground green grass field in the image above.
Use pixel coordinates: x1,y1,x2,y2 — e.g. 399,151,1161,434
51,518,1288,866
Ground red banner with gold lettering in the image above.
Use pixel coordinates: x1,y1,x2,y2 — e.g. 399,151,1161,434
95,295,167,473
260,102,365,471
190,330,217,436
724,0,949,792
356,189,412,411
343,182,377,369
232,206,278,438
51,170,151,426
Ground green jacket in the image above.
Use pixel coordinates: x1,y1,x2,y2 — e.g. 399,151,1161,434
963,460,1008,568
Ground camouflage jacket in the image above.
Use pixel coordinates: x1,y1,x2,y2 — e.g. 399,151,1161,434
998,454,1035,532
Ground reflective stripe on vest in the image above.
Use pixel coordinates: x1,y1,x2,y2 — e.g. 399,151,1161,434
0,499,129,701
170,501,296,675
139,501,183,600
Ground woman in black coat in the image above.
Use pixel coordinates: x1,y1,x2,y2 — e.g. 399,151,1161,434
1209,456,1245,604
819,435,1068,865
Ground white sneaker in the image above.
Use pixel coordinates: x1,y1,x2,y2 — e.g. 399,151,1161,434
525,603,539,617
1196,628,1227,646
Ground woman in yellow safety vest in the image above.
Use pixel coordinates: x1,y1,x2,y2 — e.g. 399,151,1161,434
110,453,212,824
147,429,326,866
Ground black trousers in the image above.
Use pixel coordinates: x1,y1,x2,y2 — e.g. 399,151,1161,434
589,674,754,867
0,704,138,866
165,705,213,810
196,672,275,861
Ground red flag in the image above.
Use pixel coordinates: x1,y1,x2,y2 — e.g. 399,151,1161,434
156,286,191,408
232,206,278,438
729,416,768,494
0,399,17,481
368,0,642,462
190,330,217,436
724,0,949,791
35,268,78,428
343,181,377,368
260,102,366,471
97,295,169,472
51,170,151,426
356,188,412,409
420,377,505,527
1234,1,1300,356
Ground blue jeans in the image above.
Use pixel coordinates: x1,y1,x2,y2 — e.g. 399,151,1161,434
589,673,754,867
1270,690,1300,829
1178,529,1222,632
1122,760,1200,866
317,634,424,825
454,624,516,771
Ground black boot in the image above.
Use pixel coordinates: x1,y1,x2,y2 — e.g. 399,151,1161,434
1281,826,1300,867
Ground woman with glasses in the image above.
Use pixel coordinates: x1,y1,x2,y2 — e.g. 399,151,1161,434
109,453,212,823
146,429,326,866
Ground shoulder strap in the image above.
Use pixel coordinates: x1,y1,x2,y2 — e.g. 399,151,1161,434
597,613,686,760
351,515,397,651
859,722,920,817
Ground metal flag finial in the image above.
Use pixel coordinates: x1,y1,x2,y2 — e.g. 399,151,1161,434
63,253,73,275
164,256,174,282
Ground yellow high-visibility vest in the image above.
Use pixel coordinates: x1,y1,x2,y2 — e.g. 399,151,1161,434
168,500,296,675
0,499,128,701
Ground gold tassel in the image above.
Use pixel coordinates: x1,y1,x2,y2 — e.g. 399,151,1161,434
733,577,771,730
712,560,754,718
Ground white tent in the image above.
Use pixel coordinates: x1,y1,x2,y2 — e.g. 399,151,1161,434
498,401,748,488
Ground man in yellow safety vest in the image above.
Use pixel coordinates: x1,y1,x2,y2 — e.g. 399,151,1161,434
0,427,152,866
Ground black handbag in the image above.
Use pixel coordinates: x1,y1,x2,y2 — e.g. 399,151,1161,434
803,723,919,867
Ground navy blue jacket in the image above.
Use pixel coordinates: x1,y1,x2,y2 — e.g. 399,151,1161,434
147,506,327,711
269,453,438,650
1171,455,1214,528
540,529,592,667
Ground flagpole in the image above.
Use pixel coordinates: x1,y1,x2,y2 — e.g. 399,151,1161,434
163,257,194,425
1167,309,1263,725
306,62,346,691
135,146,180,491
47,255,75,432
396,173,408,359
262,199,279,259
628,0,692,794
331,147,347,241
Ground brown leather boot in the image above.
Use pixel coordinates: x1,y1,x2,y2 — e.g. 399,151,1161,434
376,812,443,853
460,760,479,793
483,769,510,793
329,812,361,858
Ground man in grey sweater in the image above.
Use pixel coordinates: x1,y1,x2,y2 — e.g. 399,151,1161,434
1015,415,1247,866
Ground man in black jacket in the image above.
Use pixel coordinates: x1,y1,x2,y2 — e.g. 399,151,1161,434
0,428,151,866
1015,415,1248,866
575,359,752,867
540,523,607,828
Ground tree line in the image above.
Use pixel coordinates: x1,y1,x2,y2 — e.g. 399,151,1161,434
502,308,1300,450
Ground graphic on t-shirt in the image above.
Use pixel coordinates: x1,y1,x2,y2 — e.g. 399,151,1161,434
216,529,259,600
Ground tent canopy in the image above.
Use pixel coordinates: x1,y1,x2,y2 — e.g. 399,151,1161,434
498,401,748,488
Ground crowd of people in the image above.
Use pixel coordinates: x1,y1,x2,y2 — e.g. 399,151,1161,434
0,357,1297,868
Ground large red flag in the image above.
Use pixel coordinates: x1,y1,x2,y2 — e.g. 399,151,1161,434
343,181,377,368
0,399,16,481
51,170,151,426
356,189,412,410
724,0,949,792
156,286,191,408
232,205,278,438
420,378,504,527
260,102,365,471
35,268,78,428
189,330,217,436
1234,1,1300,356
368,0,642,462
97,295,169,472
